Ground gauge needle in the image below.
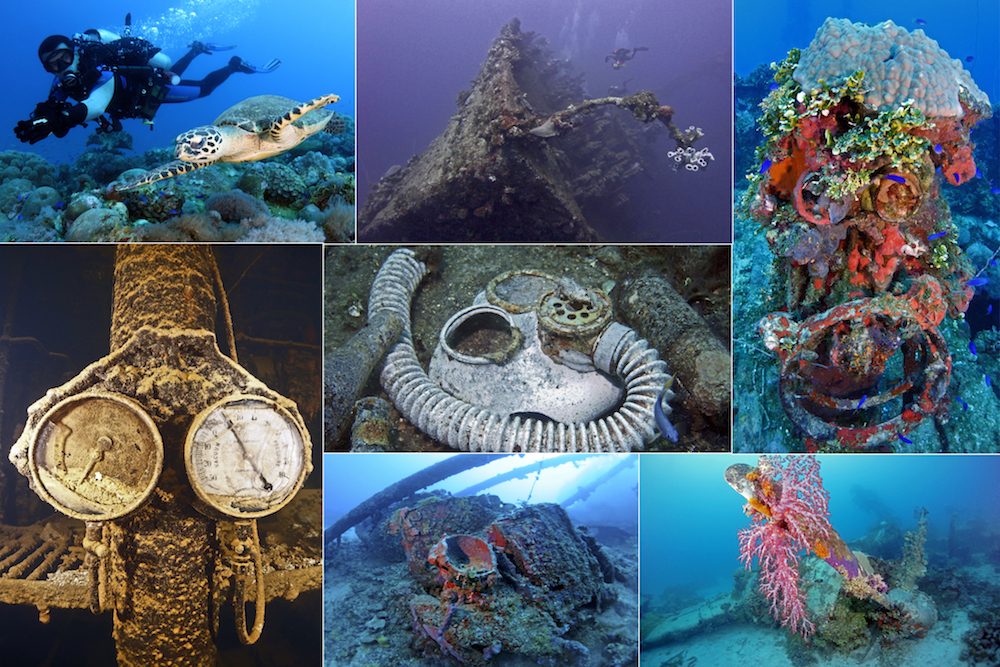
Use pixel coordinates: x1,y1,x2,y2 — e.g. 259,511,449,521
220,411,272,492
77,436,113,485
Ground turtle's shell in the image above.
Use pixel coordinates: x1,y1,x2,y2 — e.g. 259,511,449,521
213,94,333,134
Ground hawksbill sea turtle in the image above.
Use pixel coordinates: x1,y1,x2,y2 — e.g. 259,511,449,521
118,93,344,190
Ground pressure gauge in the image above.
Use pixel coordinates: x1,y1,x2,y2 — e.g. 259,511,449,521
29,392,164,521
184,395,309,518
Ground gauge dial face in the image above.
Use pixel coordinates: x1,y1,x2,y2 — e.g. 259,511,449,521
30,392,163,520
185,395,307,518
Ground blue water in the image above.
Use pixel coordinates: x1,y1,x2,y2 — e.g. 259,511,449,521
641,454,1000,599
0,0,354,163
734,0,1000,104
324,453,639,535
357,0,732,243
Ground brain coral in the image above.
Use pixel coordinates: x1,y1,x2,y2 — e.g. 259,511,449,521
793,18,990,118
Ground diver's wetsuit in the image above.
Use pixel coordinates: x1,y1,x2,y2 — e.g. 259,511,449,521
16,30,276,142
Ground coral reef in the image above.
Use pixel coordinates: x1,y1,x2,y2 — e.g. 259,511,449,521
793,19,989,118
205,189,271,222
962,604,1000,665
892,509,929,592
737,18,993,451
0,151,57,187
0,96,354,242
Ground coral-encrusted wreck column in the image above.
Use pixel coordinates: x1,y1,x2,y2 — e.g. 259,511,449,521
742,18,992,449
359,18,694,243
105,247,219,667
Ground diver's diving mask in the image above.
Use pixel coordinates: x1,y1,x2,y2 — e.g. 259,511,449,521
43,47,75,74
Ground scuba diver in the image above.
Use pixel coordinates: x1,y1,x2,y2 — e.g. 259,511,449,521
15,14,281,144
608,78,633,96
605,47,648,70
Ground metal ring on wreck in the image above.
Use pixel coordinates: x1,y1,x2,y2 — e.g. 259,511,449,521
370,248,673,452
771,299,951,449
873,171,922,223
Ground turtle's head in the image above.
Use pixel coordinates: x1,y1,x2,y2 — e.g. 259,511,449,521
174,126,226,163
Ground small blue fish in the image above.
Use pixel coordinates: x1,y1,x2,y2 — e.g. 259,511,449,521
654,385,679,442
169,209,180,215
885,174,906,184
139,195,148,203
967,277,990,287
928,231,947,240
956,396,970,411
990,187,1000,195
16,215,23,220
935,166,942,173
933,144,942,154
898,433,914,444
992,260,998,268
987,375,993,388
769,82,779,91
970,340,978,356
988,304,994,315
759,158,772,174
857,395,867,409
953,173,961,184
195,194,205,199
976,168,983,179
914,18,927,26
966,56,975,63
55,201,64,208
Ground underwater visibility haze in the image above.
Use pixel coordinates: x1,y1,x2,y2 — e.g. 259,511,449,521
324,453,640,666
357,0,732,243
641,454,1000,666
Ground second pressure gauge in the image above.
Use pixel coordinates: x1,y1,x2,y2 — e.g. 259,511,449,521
29,391,163,521
184,395,309,518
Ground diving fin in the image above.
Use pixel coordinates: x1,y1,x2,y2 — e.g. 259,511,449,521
188,41,238,55
231,57,281,74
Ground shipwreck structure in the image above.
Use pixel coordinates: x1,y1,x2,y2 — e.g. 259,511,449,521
359,18,710,243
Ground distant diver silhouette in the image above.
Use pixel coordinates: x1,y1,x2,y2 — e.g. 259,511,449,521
606,47,648,69
608,77,634,96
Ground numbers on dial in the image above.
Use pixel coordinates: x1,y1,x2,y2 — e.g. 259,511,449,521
186,396,306,517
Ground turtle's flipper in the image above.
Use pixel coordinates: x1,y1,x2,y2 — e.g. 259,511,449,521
323,112,347,136
270,94,340,142
117,160,209,191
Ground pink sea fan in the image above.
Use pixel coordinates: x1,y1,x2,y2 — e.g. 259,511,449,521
737,455,833,637
740,513,814,636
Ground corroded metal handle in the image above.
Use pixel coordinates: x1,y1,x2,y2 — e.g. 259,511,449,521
233,519,265,644
83,521,107,614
